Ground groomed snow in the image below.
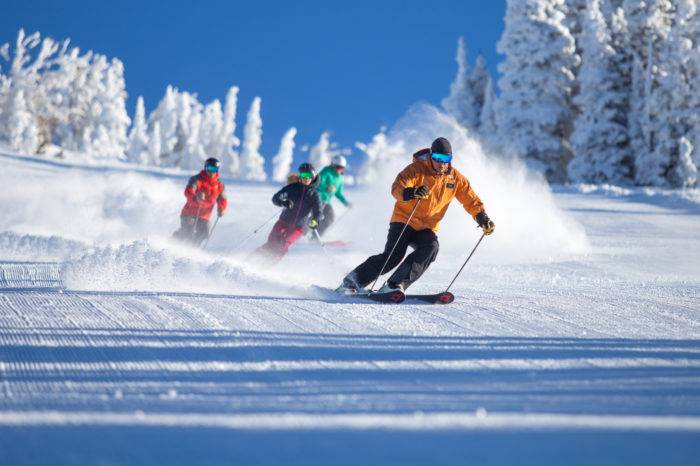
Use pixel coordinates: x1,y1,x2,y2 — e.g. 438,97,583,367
0,149,698,465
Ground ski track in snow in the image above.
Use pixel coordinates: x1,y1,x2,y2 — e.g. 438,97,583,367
0,155,699,465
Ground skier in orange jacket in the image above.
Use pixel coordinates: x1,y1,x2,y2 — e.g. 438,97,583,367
336,137,495,294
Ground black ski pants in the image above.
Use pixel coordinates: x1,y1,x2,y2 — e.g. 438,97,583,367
316,203,335,237
346,222,439,290
175,216,210,246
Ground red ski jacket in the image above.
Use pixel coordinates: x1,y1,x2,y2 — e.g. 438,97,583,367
180,171,228,221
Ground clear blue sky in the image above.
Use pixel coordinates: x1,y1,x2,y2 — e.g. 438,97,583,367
3,0,505,162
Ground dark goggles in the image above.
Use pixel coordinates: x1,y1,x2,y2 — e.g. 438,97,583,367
205,164,220,173
431,152,452,163
299,171,314,180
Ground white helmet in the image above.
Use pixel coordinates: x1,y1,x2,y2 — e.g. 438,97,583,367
331,155,347,168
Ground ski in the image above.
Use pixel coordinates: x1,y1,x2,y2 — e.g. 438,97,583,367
364,290,406,304
404,291,454,304
322,239,352,248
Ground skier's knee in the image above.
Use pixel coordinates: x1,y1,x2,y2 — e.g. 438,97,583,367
426,240,439,262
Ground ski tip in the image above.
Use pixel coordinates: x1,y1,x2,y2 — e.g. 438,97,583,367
437,292,455,304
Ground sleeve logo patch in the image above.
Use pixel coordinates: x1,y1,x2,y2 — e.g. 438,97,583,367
446,183,455,189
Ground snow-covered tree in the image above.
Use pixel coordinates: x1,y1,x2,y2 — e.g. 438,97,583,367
0,30,62,154
126,96,150,164
272,126,297,182
355,127,406,184
442,37,491,135
309,131,350,170
0,29,132,160
479,75,499,148
686,3,700,174
649,0,697,187
625,0,694,186
495,0,579,182
147,120,161,163
79,56,130,160
309,131,333,169
220,86,241,176
568,0,633,184
239,96,266,181
3,88,38,153
148,86,206,169
199,99,224,159
147,86,178,166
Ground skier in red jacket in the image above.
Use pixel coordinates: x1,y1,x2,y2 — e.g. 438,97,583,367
174,158,228,246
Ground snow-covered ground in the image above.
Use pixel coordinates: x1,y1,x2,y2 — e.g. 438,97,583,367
0,151,698,465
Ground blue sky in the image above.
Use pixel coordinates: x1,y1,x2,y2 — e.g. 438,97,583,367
3,0,505,163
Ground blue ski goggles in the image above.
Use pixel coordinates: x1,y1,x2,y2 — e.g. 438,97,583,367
431,152,453,163
205,165,219,173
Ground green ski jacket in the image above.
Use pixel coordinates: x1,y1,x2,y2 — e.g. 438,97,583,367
317,165,349,206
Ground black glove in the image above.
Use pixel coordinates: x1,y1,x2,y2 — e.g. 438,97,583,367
402,185,430,201
283,199,294,209
476,212,495,235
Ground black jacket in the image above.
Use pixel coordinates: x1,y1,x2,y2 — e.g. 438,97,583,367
272,182,323,228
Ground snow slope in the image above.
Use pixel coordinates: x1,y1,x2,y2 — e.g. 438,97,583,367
0,151,698,465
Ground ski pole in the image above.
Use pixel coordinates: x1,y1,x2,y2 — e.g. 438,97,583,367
312,228,332,259
201,215,220,250
444,232,485,293
369,199,421,292
234,211,279,251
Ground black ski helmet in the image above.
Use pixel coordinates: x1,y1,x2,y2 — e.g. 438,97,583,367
430,137,452,156
298,162,317,179
204,157,220,169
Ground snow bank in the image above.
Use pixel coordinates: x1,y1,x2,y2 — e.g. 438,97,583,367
350,103,589,263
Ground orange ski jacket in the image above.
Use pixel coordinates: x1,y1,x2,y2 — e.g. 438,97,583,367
390,159,485,232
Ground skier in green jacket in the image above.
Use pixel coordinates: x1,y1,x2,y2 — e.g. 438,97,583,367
314,155,352,237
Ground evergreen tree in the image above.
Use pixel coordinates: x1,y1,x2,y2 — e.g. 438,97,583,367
442,37,492,135
126,96,150,164
496,0,579,182
569,0,633,184
478,75,499,150
272,127,297,182
240,96,266,181
221,86,241,176
355,127,406,184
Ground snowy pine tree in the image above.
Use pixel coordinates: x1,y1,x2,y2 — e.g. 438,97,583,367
0,30,60,154
442,38,479,132
355,128,406,184
240,96,266,181
309,131,348,170
272,127,297,182
442,37,491,135
220,86,241,176
147,120,161,164
651,0,697,187
496,0,579,182
569,0,633,184
479,75,499,147
3,88,38,153
309,131,333,169
126,96,150,164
